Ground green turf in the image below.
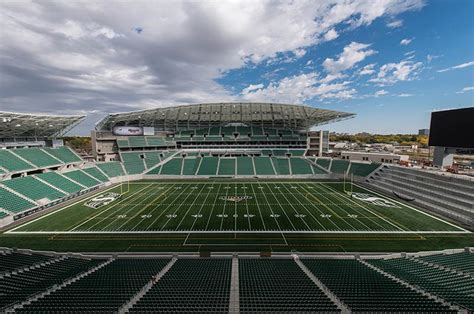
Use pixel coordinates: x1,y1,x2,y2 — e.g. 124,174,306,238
10,181,465,233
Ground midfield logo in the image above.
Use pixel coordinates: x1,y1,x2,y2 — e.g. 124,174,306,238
84,192,120,209
351,193,400,208
219,195,253,202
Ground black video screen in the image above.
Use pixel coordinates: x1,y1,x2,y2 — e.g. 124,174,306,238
428,107,474,148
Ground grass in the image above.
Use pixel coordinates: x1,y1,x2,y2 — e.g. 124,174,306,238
9,181,464,233
2,180,471,253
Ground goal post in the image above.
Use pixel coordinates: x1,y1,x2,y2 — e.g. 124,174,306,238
120,179,130,195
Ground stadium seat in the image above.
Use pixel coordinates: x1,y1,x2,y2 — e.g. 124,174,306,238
82,167,110,182
0,255,102,310
43,147,82,163
348,162,380,177
160,158,183,175
253,157,275,175
63,170,102,187
2,176,66,201
330,159,350,174
217,158,236,175
239,259,338,312
36,172,83,193
0,187,37,213
197,157,219,176
96,162,125,178
237,157,255,175
368,257,474,311
17,259,170,313
13,148,62,168
316,158,331,170
130,259,231,313
123,160,146,175
272,157,290,175
303,259,453,313
290,158,313,175
0,150,35,172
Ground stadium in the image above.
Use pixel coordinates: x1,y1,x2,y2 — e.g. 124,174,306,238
0,103,473,313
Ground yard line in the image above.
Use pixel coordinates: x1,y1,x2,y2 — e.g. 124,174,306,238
187,183,215,231
174,183,208,231
140,184,193,231
264,183,298,231
295,183,343,231
266,183,310,231
308,182,376,231
205,184,223,231
126,184,179,231
69,183,154,231
256,182,288,233
160,184,205,230
219,183,231,231
249,183,267,231
95,184,169,231
320,183,406,231
316,183,394,231
243,183,252,230
279,183,327,231
111,184,175,231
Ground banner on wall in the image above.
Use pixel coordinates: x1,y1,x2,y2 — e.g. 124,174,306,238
112,126,143,136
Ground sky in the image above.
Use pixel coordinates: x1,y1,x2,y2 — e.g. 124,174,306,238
0,0,473,135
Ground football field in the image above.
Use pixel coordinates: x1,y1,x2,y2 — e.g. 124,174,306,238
9,181,467,234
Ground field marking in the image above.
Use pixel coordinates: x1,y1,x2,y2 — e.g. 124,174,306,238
186,183,215,232
355,183,470,233
174,183,208,231
279,184,328,231
126,184,177,231
312,183,391,231
249,183,267,231
204,184,223,231
274,184,312,230
137,184,190,231
219,183,230,231
320,183,407,231
100,184,174,231
159,184,200,230
265,183,300,231
79,184,159,231
8,181,470,235
8,230,469,234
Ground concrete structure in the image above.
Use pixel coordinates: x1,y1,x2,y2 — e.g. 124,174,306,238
307,130,329,157
341,151,408,164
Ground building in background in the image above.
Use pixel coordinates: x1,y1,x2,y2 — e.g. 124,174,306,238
418,128,430,136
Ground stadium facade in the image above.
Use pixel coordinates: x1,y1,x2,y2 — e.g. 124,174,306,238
0,105,473,313
92,102,354,160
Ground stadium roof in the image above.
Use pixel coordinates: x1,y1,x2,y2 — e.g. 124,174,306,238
96,102,355,131
0,111,85,138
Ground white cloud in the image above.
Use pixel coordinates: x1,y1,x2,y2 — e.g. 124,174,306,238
404,50,415,56
398,93,414,97
437,61,474,73
323,42,376,74
455,86,474,94
369,60,423,85
323,28,339,41
400,38,413,45
241,84,264,94
387,19,403,28
241,72,355,102
0,0,426,134
319,73,347,83
358,63,376,75
374,89,388,97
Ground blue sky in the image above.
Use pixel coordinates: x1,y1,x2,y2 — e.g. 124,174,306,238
218,0,474,134
1,0,473,134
